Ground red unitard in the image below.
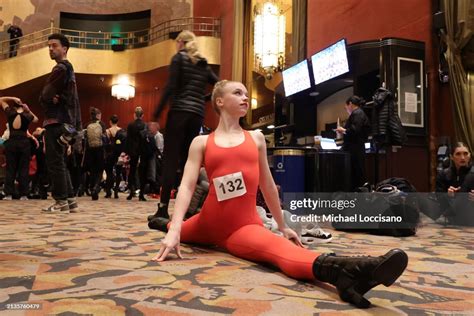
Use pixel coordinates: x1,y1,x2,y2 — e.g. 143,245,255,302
179,131,319,280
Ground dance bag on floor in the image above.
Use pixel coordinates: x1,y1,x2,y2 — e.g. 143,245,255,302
332,178,419,237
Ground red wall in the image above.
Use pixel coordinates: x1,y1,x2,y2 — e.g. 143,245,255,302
307,0,454,190
193,0,234,128
308,0,432,54
193,0,234,81
79,91,161,129
193,0,222,18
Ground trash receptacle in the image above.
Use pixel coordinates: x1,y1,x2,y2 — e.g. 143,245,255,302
273,149,305,201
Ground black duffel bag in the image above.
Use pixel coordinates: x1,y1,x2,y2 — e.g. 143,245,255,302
331,178,420,237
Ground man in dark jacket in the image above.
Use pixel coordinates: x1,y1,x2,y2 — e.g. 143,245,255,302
336,96,370,191
40,33,82,213
149,30,218,220
126,106,148,201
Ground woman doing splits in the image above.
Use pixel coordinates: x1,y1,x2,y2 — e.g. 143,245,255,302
149,81,408,308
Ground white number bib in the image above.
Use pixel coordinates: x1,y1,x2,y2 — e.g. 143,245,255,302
213,171,247,202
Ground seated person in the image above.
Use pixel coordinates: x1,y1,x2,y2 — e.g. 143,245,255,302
436,142,472,219
148,80,408,308
436,142,472,194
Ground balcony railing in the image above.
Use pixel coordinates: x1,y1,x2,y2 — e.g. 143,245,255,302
0,17,220,60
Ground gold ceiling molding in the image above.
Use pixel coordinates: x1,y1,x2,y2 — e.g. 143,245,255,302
0,36,220,89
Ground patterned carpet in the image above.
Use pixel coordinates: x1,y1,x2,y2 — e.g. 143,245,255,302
0,197,473,315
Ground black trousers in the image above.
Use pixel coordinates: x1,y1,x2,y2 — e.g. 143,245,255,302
84,146,104,193
160,111,202,204
9,39,19,58
4,136,31,196
128,154,148,194
347,144,367,191
45,124,74,200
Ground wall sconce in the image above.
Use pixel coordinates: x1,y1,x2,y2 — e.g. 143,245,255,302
254,1,286,80
111,75,135,101
251,98,258,109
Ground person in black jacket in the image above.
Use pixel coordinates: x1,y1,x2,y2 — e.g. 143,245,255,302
336,96,370,191
40,33,82,213
434,142,472,221
7,24,22,58
436,142,472,194
125,106,148,201
150,30,218,219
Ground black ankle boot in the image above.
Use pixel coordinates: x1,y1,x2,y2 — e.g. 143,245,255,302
147,204,169,221
148,216,170,232
312,249,408,308
114,190,119,199
139,194,147,201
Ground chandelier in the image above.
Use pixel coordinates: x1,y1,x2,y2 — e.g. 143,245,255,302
253,1,286,79
111,75,135,101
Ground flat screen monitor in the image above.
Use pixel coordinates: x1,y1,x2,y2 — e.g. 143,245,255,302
311,39,349,85
282,59,311,97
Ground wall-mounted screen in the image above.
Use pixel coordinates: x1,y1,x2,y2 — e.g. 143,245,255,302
311,39,349,85
282,59,311,97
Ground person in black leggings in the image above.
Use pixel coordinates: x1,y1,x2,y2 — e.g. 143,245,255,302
149,30,218,219
1,96,38,200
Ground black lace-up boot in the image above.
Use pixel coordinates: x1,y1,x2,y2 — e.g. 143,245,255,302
312,249,408,308
148,216,170,232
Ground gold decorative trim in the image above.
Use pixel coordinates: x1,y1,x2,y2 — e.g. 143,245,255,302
0,37,220,89
273,149,305,156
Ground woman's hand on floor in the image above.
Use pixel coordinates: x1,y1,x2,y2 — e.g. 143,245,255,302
280,227,304,247
152,229,183,262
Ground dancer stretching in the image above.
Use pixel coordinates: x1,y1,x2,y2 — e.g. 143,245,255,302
149,80,408,308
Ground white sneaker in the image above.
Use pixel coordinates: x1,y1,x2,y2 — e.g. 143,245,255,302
3,195,12,200
301,226,333,244
20,196,29,201
42,200,70,213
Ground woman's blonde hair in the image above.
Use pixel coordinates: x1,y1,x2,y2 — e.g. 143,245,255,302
211,80,232,114
176,30,203,64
